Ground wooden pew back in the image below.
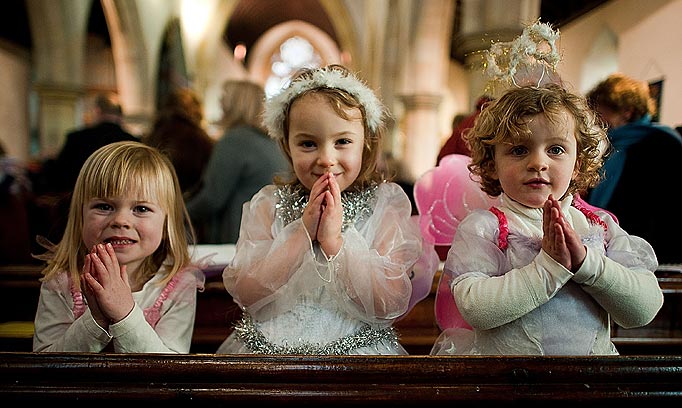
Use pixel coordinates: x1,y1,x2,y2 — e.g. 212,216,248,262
1,352,682,405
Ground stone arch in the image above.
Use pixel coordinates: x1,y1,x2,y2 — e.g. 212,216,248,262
318,0,358,68
101,0,152,132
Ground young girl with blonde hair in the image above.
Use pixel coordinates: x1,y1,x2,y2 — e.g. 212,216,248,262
33,141,204,353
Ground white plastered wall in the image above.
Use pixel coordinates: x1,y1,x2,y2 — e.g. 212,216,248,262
558,0,682,127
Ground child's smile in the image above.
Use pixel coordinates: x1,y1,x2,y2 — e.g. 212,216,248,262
287,93,364,193
82,194,165,276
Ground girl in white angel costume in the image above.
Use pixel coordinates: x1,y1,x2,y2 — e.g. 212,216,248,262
216,64,431,355
429,22,663,355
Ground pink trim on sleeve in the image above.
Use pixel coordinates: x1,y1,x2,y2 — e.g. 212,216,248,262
489,207,509,250
143,273,182,328
71,283,86,320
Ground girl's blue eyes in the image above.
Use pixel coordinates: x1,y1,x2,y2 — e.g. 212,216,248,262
92,203,152,213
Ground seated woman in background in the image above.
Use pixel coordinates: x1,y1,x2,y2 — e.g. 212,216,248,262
185,80,288,244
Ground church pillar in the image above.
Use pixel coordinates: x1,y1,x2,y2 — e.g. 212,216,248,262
397,0,454,181
32,84,83,158
398,93,443,182
25,0,88,157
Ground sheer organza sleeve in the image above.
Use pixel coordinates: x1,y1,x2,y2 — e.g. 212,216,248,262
328,182,421,322
223,185,325,318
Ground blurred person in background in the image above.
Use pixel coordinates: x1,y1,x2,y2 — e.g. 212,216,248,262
585,73,682,265
186,79,288,244
436,95,494,163
143,87,214,198
0,141,34,263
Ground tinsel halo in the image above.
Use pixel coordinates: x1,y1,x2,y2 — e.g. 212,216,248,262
483,19,562,92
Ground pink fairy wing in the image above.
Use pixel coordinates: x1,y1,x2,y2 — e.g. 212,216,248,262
425,199,458,245
414,154,502,330
414,165,455,245
415,154,498,246
435,274,472,330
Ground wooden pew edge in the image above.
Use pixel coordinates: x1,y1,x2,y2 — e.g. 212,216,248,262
1,352,682,404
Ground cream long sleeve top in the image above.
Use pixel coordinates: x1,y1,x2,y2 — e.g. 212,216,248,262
33,265,204,353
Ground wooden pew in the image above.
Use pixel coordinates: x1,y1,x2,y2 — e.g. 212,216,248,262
190,266,240,353
2,264,681,355
1,352,682,405
0,264,42,351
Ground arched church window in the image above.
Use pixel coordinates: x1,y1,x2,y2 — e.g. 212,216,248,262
265,36,322,98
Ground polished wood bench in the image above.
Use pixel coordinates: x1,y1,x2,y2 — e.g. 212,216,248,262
1,352,682,405
2,263,681,355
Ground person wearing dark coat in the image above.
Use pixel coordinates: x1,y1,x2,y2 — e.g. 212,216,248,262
186,80,288,244
585,73,682,265
45,92,139,193
143,87,214,197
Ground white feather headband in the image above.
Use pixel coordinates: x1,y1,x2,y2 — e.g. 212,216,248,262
263,65,386,141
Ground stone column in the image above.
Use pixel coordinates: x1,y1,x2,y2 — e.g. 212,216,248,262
397,0,454,181
453,0,541,101
398,93,443,182
25,0,88,157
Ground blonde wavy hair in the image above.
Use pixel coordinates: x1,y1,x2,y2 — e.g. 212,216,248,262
38,141,195,289
218,79,267,134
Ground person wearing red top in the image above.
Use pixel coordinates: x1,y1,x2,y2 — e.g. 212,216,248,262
437,95,494,163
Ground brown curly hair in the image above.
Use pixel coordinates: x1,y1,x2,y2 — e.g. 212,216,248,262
465,83,609,197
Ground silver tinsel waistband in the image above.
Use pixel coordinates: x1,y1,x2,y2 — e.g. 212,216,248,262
233,313,399,355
